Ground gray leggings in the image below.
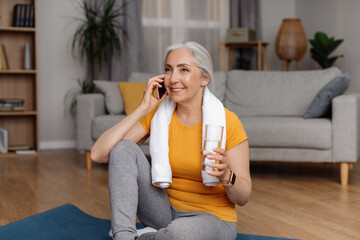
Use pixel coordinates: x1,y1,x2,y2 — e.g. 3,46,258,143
108,140,237,240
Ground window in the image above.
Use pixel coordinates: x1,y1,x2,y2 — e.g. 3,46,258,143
142,0,229,73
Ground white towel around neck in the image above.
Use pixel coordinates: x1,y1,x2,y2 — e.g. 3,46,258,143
149,86,226,188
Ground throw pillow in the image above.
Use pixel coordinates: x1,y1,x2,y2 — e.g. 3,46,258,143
94,80,124,115
118,82,148,115
304,72,350,119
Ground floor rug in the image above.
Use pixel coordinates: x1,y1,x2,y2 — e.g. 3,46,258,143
0,204,296,240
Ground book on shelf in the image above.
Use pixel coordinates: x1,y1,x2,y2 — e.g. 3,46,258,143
12,4,34,28
0,98,25,105
0,98,25,106
0,106,24,112
12,4,21,27
8,145,30,151
29,5,35,27
0,99,25,112
0,45,9,70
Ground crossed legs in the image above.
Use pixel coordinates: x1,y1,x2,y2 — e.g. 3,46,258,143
108,140,237,240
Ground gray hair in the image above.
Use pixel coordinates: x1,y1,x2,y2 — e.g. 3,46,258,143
164,41,214,91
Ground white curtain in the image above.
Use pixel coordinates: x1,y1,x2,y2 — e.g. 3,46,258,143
142,0,229,74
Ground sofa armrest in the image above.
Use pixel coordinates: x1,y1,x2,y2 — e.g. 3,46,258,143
76,94,106,151
332,93,360,163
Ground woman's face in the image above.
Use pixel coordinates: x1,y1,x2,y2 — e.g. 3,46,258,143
164,48,209,105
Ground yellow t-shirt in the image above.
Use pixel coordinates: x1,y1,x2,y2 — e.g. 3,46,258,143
140,106,248,222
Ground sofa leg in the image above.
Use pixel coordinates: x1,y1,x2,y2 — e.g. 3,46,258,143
85,150,92,171
340,162,349,186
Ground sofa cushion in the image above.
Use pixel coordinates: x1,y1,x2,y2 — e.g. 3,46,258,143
94,80,124,115
225,67,341,117
240,117,332,149
93,72,156,115
118,82,148,115
92,115,127,139
304,72,350,119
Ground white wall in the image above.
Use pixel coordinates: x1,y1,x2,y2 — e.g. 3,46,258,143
296,0,360,93
38,0,83,149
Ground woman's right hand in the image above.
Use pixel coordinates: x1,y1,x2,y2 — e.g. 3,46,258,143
91,75,167,163
140,74,168,115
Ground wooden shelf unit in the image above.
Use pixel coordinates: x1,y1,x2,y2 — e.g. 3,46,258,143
0,111,37,116
0,26,36,32
0,70,37,74
0,0,38,157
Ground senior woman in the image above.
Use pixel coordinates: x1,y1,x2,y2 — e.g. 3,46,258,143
91,41,251,240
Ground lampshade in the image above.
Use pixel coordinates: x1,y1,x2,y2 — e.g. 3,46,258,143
275,19,307,61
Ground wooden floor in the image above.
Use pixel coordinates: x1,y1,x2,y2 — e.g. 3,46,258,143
1,149,359,240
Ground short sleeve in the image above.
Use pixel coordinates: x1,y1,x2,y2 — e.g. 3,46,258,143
225,108,248,151
139,105,159,134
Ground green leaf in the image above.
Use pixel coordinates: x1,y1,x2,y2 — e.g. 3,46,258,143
327,39,344,55
311,53,327,68
326,56,340,68
309,31,344,68
315,32,330,48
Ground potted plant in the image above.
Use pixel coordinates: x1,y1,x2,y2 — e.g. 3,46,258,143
309,31,344,68
71,0,129,88
65,0,129,117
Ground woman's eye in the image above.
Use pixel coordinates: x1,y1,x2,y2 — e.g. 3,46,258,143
164,67,171,72
180,68,189,72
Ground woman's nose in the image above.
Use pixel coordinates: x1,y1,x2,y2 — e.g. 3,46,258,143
168,71,179,84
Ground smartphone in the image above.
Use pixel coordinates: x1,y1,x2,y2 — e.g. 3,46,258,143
157,81,167,99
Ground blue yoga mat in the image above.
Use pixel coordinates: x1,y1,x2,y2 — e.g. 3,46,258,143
0,204,295,240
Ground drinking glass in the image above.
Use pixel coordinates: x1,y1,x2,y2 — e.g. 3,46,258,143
202,124,224,172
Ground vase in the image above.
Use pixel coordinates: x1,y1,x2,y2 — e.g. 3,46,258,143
24,42,31,70
275,18,307,70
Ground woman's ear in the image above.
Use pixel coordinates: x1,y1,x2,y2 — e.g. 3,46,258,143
201,75,210,87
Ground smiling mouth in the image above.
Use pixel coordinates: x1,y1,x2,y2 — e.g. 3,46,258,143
171,88,184,92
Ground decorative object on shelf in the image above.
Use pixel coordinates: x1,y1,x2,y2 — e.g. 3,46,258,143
0,127,8,153
0,45,9,70
275,18,307,71
12,4,35,28
226,28,256,43
309,32,344,69
71,0,129,86
24,42,31,70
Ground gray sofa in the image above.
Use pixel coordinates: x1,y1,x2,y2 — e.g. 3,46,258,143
76,67,360,185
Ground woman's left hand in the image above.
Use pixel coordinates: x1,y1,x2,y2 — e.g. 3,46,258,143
203,148,230,184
